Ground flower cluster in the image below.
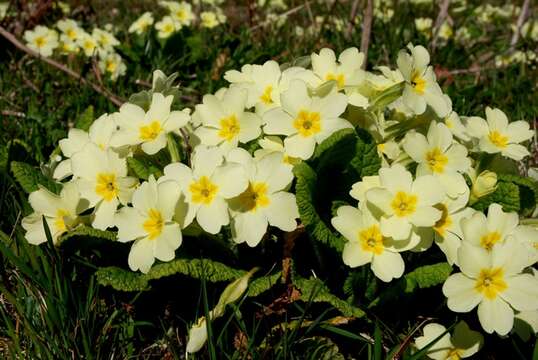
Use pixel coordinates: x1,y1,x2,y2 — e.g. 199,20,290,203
22,42,537,346
129,1,226,39
23,19,126,80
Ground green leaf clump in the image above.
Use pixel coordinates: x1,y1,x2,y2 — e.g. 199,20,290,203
295,276,365,318
403,262,453,293
11,161,62,194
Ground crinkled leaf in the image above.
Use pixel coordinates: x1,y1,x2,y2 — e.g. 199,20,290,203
404,262,453,293
58,226,116,245
96,258,246,292
11,161,62,194
349,129,381,177
295,276,365,318
246,271,282,297
127,156,162,180
75,105,94,131
294,162,345,251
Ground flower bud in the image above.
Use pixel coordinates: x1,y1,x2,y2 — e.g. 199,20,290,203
470,170,498,204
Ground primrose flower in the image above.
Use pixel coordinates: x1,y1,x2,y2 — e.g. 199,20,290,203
71,143,138,230
54,113,118,180
365,164,444,240
442,241,538,335
466,107,534,160
129,12,154,34
56,19,83,42
92,28,119,52
98,53,126,80
226,149,299,247
468,168,497,203
24,25,59,57
311,47,365,90
254,136,301,165
115,176,182,273
225,61,318,115
263,79,352,160
200,11,220,28
161,1,195,26
442,96,470,141
112,93,190,154
332,205,421,282
461,203,535,259
397,43,450,117
159,146,248,234
22,182,87,245
415,18,433,35
192,87,262,151
402,122,471,197
58,35,80,54
155,16,180,38
77,32,98,57
414,321,483,360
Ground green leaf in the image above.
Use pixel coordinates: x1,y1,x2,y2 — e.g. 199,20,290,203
126,156,162,180
246,271,282,297
310,128,357,166
95,258,246,292
58,226,117,245
295,276,365,318
11,161,62,194
294,162,346,251
349,130,381,177
75,106,94,131
472,173,538,215
403,262,453,293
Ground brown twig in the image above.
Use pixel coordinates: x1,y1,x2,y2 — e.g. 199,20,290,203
1,110,26,118
359,0,373,70
135,79,152,88
509,0,531,53
0,26,124,107
250,3,308,31
345,0,361,39
431,0,451,52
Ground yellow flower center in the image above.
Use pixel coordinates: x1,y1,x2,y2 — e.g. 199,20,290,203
54,209,70,233
411,70,426,94
34,36,46,48
189,176,219,205
480,231,501,251
95,172,118,201
139,121,162,141
83,40,95,51
176,9,187,20
474,267,507,300
260,85,273,104
433,204,452,237
236,182,270,212
425,147,448,173
488,130,508,149
164,23,174,33
326,73,345,88
359,225,384,255
446,349,464,360
106,60,117,73
445,118,453,129
66,29,77,40
293,110,321,137
143,208,164,240
391,191,417,217
218,114,241,141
